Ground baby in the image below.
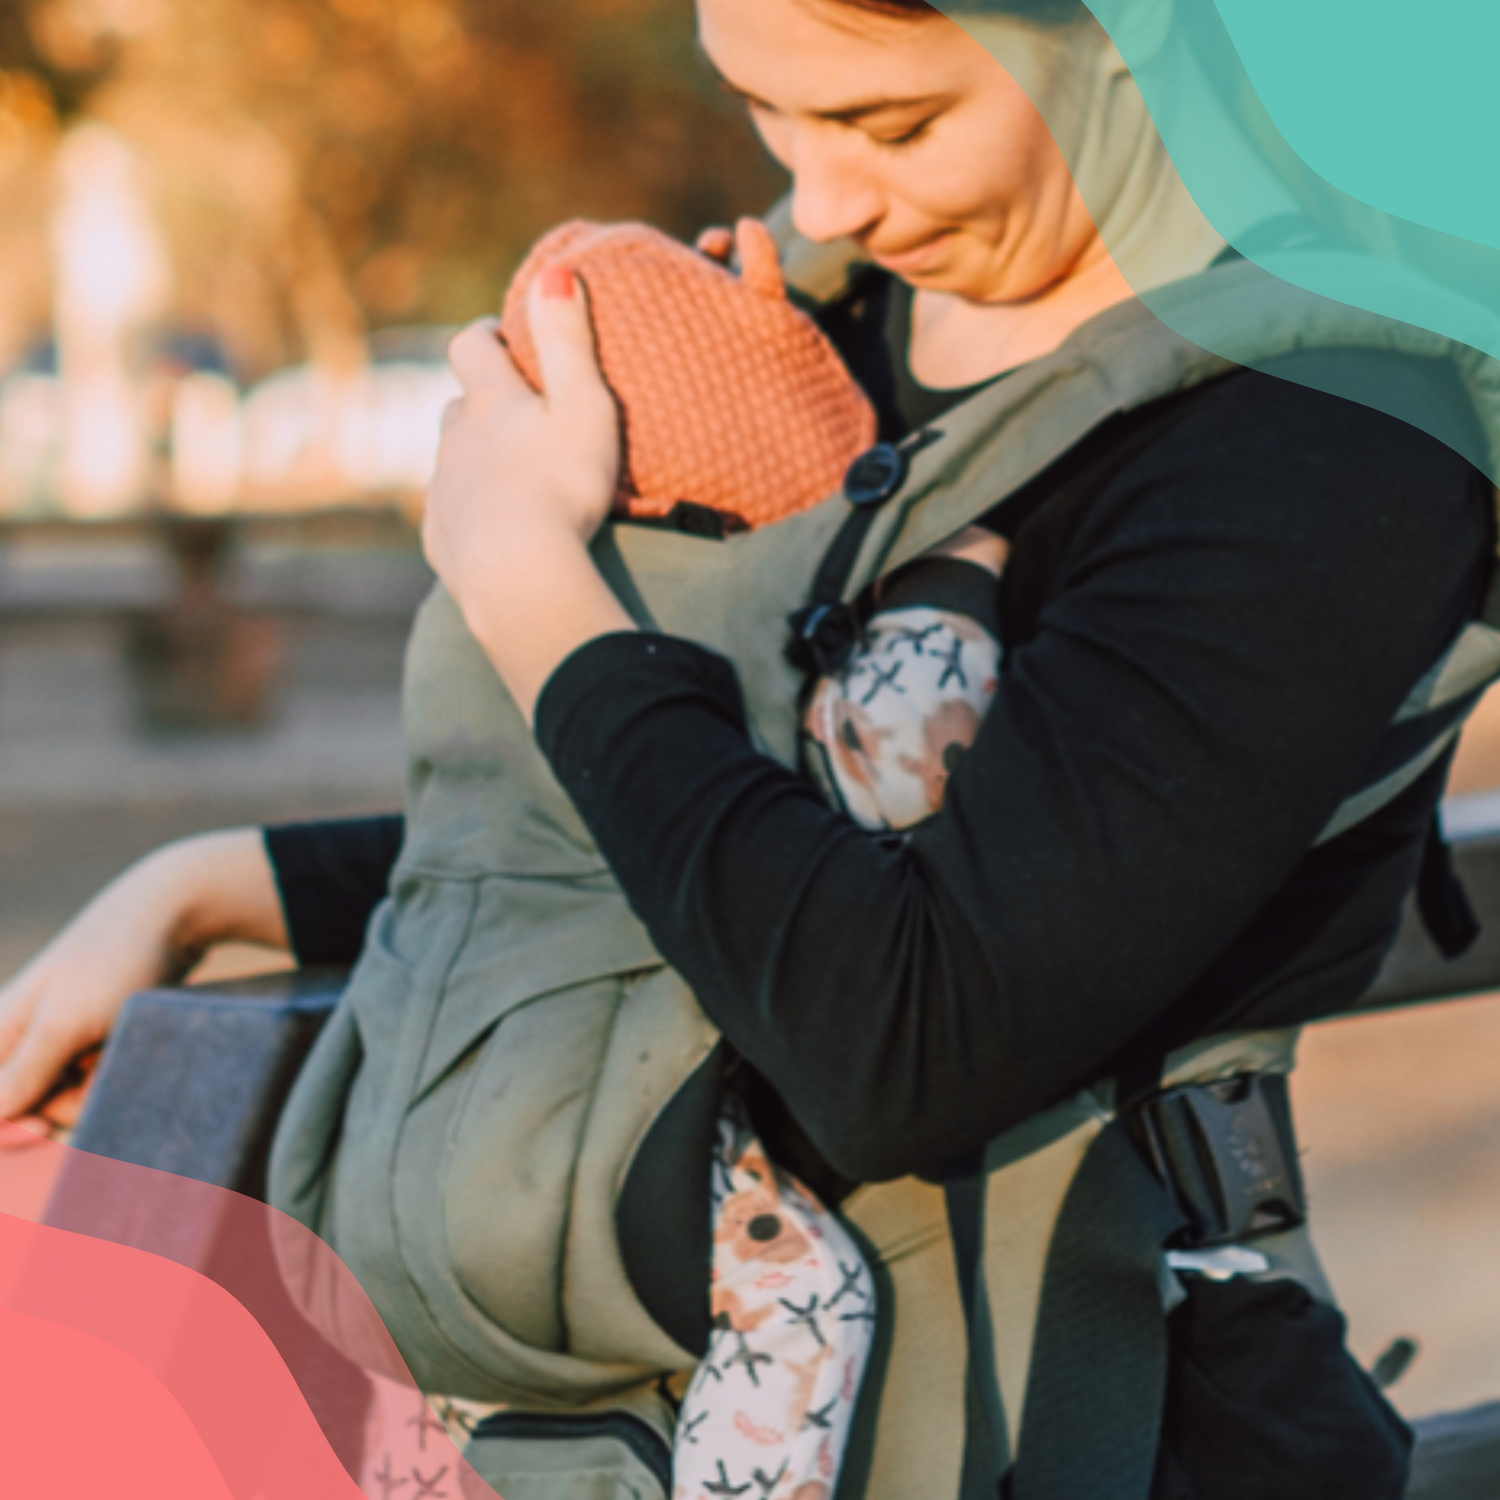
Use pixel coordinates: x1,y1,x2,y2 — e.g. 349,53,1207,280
491,217,881,1500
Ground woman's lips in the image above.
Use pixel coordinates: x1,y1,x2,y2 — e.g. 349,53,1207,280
867,232,953,276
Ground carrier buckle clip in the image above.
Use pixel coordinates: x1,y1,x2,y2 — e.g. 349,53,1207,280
1132,1072,1307,1249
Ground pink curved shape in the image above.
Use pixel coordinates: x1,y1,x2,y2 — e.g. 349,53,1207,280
0,1303,237,1499
0,1126,499,1499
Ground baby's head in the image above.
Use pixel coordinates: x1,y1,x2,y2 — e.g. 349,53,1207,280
501,218,875,532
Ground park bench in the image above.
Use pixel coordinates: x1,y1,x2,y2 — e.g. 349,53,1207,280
34,797,1500,1496
0,508,422,731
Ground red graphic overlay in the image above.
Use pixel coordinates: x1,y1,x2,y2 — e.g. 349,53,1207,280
0,1122,495,1499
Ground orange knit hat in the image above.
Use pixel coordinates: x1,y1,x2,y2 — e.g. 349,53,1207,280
501,218,876,531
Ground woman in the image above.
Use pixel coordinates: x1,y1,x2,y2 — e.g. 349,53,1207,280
0,1,1493,1496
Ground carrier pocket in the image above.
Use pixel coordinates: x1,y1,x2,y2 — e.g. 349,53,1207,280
1153,1275,1413,1500
460,1410,672,1500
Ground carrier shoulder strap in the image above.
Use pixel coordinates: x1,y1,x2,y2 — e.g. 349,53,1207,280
767,216,1500,848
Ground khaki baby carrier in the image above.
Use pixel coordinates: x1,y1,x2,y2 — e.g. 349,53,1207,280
268,224,1500,1499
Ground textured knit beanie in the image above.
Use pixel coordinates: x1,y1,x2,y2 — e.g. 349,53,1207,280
501,217,876,531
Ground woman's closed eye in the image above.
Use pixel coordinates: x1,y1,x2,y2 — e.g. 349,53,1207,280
868,114,939,150
744,96,940,153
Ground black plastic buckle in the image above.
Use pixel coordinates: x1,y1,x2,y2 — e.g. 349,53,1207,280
785,601,862,676
843,442,908,509
783,430,942,679
1131,1072,1307,1249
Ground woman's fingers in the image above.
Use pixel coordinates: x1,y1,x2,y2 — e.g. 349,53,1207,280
0,970,44,1120
0,1004,79,1128
447,318,527,399
0,1117,51,1150
34,1063,95,1130
0,973,36,1060
0,988,104,1141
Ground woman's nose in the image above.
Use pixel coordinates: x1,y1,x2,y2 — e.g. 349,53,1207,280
785,127,883,247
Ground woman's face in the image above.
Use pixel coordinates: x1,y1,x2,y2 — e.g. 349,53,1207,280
696,0,1100,304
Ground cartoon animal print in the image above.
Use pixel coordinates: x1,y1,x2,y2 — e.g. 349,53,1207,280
896,697,984,815
713,1146,815,1271
812,694,893,798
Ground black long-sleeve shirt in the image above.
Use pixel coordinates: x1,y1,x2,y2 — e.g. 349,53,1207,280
529,354,1489,1181
267,283,1491,1184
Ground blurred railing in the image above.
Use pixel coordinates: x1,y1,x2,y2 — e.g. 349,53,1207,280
0,347,458,523
0,341,454,732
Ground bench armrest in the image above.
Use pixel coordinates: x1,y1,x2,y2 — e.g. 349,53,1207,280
61,967,348,1203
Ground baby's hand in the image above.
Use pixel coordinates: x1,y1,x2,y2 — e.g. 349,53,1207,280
929,525,1009,576
695,226,735,264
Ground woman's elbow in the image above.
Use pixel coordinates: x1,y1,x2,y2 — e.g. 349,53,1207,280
787,1039,1050,1183
794,1086,966,1184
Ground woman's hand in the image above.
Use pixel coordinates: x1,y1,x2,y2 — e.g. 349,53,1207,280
422,266,635,721
0,829,289,1145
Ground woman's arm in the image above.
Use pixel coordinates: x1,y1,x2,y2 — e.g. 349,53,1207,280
421,273,635,721
264,815,404,966
530,366,1491,1181
421,284,1490,1181
0,829,289,1138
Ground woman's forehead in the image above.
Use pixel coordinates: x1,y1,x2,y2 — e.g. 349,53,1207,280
695,0,978,114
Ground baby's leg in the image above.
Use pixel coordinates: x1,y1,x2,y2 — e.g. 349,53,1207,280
671,1105,877,1500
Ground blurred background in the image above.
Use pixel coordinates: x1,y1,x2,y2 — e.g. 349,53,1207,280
0,0,1495,1434
0,0,781,959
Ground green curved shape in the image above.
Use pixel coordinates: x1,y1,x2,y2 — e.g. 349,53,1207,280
932,0,1500,479
1210,0,1500,252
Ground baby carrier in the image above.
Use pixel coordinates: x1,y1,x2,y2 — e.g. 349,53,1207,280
267,216,1500,1499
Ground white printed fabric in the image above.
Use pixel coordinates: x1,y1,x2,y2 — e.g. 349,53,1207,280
672,1104,878,1500
802,606,1003,831
359,1374,495,1498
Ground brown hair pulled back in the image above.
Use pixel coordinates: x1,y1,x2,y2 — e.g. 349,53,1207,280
828,0,1084,24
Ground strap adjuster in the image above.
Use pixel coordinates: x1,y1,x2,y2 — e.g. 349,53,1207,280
786,602,862,676
1130,1072,1307,1249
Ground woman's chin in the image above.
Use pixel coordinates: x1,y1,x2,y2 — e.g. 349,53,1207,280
885,244,1035,304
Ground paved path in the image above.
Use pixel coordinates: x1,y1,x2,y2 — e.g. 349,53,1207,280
1298,998,1500,1418
0,538,419,976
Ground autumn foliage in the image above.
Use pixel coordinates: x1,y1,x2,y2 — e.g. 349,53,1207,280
0,0,785,376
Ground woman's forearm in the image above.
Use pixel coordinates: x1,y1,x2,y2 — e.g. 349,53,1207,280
421,282,630,722
536,368,1489,1181
0,828,291,1130
456,516,634,724
159,828,292,960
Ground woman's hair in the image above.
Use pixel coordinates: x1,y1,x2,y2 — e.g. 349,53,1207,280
829,0,1084,23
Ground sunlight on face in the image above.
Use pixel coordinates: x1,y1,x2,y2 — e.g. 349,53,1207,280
696,0,1099,305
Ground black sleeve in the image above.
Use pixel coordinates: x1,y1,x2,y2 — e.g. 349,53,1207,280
262,816,405,967
535,369,1490,1182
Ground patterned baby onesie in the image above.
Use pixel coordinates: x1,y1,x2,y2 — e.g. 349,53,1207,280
672,552,1004,1500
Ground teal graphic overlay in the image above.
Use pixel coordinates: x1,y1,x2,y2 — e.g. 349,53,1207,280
932,0,1500,480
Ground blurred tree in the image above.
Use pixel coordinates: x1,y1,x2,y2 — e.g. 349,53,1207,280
0,0,120,123
0,0,784,376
